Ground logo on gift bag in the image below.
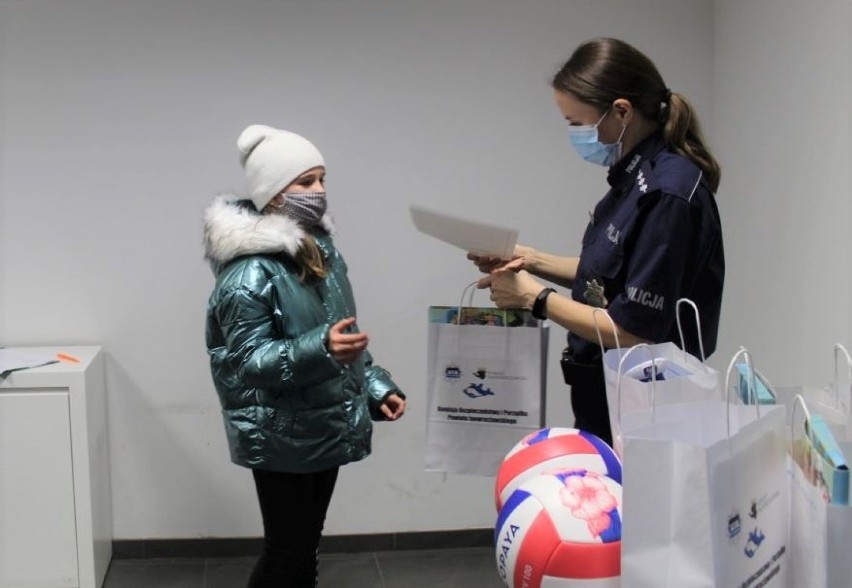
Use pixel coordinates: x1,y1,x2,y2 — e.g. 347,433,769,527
473,368,487,380
744,528,766,558
444,365,461,379
727,510,742,540
463,383,495,398
748,490,780,520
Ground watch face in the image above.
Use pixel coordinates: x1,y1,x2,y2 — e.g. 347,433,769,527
583,278,608,308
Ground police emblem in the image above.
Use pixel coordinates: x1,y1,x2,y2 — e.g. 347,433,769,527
584,278,608,308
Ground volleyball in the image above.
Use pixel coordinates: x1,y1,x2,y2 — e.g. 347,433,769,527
495,469,622,587
495,427,622,511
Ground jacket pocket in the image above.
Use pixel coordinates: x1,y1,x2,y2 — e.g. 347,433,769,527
298,379,349,410
588,241,625,280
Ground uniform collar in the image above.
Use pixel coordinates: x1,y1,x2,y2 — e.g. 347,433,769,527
606,131,666,190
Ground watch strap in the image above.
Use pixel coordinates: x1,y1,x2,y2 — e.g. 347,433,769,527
532,287,556,320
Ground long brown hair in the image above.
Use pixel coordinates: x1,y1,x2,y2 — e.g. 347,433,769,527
260,199,328,282
552,37,720,192
295,235,327,282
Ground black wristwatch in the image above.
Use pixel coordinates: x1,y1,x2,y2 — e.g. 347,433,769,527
531,287,556,320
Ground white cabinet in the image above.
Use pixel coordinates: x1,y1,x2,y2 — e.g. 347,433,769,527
0,347,112,588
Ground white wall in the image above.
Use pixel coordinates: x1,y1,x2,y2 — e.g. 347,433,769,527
2,0,715,539
0,1,6,339
713,0,852,385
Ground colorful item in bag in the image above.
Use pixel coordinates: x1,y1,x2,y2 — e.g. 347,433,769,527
495,469,622,587
736,363,776,404
494,427,622,511
428,306,539,327
792,415,850,505
809,415,849,470
810,415,849,505
624,357,695,382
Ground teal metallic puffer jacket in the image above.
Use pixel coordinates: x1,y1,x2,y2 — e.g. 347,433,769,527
203,196,402,473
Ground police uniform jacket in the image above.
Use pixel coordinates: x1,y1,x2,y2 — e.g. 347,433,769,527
203,196,402,473
569,132,725,363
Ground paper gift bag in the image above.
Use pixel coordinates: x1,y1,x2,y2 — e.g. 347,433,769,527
602,300,723,457
621,348,789,588
424,294,548,476
789,460,852,588
787,394,852,588
774,344,852,442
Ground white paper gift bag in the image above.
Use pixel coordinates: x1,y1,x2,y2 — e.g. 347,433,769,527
601,300,723,457
774,344,852,442
424,284,548,476
621,348,789,588
787,394,852,588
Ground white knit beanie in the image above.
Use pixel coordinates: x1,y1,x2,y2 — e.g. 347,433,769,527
237,124,325,211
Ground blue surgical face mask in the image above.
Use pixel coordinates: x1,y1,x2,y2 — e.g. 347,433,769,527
568,109,628,167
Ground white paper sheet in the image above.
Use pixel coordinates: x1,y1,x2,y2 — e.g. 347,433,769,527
0,348,58,375
409,204,518,259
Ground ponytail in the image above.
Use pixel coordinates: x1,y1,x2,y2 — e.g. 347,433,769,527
662,93,721,193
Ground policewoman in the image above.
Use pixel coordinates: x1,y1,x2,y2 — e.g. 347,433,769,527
469,37,724,446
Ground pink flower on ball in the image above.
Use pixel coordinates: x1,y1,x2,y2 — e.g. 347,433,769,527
558,471,618,538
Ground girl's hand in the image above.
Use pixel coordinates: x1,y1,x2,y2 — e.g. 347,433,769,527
328,317,368,365
380,393,406,420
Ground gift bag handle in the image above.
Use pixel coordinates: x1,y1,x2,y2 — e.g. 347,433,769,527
833,343,852,414
790,393,814,447
444,279,501,356
788,393,813,587
458,280,481,321
594,299,701,362
616,343,659,423
675,298,706,362
724,346,760,438
592,308,622,358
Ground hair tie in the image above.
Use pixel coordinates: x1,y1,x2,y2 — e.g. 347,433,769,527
659,88,673,122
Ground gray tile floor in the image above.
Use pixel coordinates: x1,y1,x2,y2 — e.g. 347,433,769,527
103,547,505,587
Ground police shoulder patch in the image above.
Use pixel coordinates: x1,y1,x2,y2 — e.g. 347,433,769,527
648,152,704,202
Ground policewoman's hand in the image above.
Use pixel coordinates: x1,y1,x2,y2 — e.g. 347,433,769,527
328,317,369,365
468,245,534,273
489,269,543,310
470,245,536,288
466,252,505,275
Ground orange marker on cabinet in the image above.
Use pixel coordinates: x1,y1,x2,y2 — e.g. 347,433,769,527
56,352,80,363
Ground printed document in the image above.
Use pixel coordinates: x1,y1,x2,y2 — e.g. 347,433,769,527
410,204,518,259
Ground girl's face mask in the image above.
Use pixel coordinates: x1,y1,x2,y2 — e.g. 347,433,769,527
568,109,628,167
270,192,327,226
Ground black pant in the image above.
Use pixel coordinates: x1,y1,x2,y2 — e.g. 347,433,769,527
248,466,340,588
561,350,613,447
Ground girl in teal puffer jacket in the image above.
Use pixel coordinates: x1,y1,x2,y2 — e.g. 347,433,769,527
204,124,406,588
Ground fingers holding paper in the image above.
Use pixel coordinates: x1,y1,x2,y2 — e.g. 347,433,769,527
466,252,507,274
467,245,532,274
469,247,532,291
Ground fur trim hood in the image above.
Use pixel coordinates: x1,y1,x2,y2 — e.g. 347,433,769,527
203,194,335,266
